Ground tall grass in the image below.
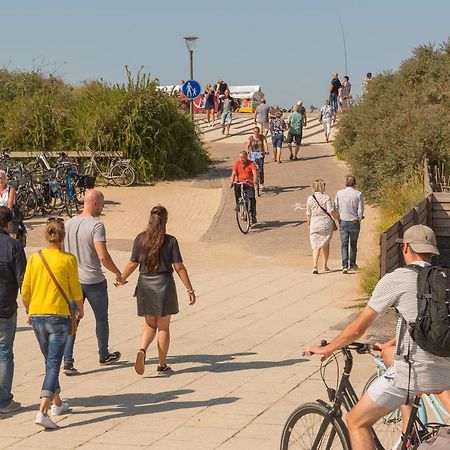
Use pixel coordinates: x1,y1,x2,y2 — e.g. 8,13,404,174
0,67,209,181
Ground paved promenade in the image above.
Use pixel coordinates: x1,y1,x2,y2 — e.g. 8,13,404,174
1,114,381,449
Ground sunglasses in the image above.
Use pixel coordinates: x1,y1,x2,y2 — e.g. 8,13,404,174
47,217,64,223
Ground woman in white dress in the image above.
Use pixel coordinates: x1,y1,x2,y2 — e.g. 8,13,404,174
306,179,340,274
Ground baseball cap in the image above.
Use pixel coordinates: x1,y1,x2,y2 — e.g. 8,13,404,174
396,225,439,255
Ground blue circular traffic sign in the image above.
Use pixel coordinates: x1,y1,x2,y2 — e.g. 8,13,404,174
181,80,201,99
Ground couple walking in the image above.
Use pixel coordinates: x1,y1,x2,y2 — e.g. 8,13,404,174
18,190,195,428
306,176,364,273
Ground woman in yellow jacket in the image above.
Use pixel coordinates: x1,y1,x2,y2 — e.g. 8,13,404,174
22,218,83,429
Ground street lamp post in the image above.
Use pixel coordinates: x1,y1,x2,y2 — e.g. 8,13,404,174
183,36,198,119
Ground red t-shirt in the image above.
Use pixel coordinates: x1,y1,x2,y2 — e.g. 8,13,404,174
232,160,256,186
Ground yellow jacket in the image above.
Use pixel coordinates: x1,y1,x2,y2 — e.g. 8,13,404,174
22,248,83,316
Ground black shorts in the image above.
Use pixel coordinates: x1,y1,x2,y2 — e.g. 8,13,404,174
287,131,302,145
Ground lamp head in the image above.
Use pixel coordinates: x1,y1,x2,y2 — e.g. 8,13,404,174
184,36,198,52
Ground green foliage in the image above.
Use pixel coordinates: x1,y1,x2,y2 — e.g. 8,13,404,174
335,40,450,202
376,175,425,232
0,68,209,181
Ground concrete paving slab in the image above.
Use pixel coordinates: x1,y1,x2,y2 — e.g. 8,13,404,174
0,118,384,448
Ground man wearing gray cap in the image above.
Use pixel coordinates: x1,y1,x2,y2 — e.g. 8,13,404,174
305,225,450,449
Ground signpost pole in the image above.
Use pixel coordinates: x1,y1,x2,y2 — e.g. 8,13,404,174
189,49,194,119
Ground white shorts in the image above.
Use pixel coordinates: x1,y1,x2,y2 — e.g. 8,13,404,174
366,366,417,411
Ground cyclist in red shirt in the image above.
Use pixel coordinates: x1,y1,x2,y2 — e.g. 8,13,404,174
229,151,258,224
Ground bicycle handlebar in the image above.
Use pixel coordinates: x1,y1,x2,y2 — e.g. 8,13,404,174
305,340,373,356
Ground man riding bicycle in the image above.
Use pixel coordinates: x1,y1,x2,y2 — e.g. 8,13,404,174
305,225,450,450
230,151,258,224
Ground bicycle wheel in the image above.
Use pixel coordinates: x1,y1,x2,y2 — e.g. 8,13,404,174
15,188,38,220
110,164,135,187
363,372,403,449
65,192,80,218
236,198,251,234
280,402,350,450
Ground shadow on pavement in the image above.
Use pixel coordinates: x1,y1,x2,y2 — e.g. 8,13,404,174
251,220,306,232
157,357,307,376
63,390,239,428
263,185,308,196
302,154,335,161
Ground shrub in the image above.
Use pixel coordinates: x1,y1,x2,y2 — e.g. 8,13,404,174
0,68,209,182
335,40,450,202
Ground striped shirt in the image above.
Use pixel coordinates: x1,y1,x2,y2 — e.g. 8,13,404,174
335,187,364,221
368,261,450,391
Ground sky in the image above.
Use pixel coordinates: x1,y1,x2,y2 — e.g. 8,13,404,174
0,0,449,108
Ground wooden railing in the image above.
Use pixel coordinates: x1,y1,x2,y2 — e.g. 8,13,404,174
379,158,450,276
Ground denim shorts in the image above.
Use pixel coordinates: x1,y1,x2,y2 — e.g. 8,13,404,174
221,110,232,125
272,133,284,148
287,131,302,145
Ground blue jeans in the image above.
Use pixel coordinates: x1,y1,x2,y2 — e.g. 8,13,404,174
329,93,338,113
272,133,284,149
0,313,17,407
32,315,70,400
340,220,361,268
64,280,109,364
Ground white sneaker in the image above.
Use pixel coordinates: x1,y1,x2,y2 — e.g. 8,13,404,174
35,412,58,429
51,402,70,416
259,184,264,191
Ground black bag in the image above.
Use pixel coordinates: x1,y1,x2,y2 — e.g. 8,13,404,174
408,265,450,357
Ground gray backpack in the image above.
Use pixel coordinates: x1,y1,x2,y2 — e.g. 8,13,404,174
418,427,450,449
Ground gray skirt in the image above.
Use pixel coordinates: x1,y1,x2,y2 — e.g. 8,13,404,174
134,272,179,317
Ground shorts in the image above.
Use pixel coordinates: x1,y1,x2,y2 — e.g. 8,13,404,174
287,131,302,145
366,366,417,411
256,122,269,133
221,110,232,125
272,133,284,148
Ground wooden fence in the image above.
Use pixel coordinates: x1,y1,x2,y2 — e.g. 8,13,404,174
380,159,450,276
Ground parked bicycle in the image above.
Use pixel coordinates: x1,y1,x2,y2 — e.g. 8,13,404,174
84,146,135,187
280,341,448,449
234,181,254,234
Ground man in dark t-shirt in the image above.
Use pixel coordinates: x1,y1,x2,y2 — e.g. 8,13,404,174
329,72,342,114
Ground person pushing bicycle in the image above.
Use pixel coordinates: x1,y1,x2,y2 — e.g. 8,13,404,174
230,151,258,225
305,225,450,450
246,126,269,191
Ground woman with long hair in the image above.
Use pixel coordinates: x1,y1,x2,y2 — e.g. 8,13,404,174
121,205,196,376
22,218,83,429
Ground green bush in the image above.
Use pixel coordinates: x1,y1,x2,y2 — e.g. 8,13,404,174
0,68,209,182
335,40,450,202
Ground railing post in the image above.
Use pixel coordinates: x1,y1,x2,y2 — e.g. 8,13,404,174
380,233,387,277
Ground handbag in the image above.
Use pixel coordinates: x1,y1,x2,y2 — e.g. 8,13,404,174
38,250,77,336
312,194,338,231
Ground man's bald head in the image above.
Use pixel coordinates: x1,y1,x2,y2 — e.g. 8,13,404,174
83,189,104,217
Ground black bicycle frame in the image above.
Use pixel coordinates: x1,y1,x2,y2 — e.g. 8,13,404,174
309,346,422,450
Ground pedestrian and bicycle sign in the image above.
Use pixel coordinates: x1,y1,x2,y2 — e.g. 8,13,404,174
182,80,201,99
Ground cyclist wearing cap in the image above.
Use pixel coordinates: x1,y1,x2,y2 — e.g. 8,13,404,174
305,225,450,450
230,151,258,224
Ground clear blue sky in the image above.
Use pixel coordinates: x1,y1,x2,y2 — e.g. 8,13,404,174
1,0,449,108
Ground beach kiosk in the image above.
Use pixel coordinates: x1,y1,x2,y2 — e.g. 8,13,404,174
229,85,264,113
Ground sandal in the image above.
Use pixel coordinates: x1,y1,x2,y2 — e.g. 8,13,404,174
134,349,146,375
312,268,319,274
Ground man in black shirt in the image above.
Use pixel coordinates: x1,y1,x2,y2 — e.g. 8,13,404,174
329,72,342,115
0,206,26,414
